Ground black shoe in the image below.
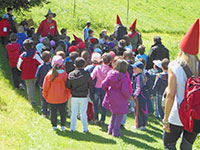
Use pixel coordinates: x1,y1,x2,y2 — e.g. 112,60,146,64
120,125,126,130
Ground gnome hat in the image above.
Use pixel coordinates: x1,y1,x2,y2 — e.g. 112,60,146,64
116,15,122,25
73,34,82,44
45,9,56,18
130,19,137,30
179,19,199,55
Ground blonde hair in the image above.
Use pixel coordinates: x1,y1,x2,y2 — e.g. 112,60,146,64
178,51,199,76
18,25,24,33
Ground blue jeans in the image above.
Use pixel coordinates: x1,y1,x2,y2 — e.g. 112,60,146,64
93,88,106,122
151,95,159,117
40,89,48,115
156,94,164,120
163,124,197,150
121,114,127,125
71,97,88,131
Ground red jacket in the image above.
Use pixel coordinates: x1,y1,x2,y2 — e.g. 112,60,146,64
42,70,71,104
17,50,43,80
0,19,10,37
37,19,58,37
6,43,21,67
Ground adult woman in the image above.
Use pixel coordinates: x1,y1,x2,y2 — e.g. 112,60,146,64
163,19,199,150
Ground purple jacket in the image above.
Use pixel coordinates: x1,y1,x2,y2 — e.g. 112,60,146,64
102,70,131,114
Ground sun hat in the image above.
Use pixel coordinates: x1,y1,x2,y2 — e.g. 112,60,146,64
153,60,162,69
51,55,63,67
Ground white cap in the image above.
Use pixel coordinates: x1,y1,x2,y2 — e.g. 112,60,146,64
153,60,162,69
91,52,101,63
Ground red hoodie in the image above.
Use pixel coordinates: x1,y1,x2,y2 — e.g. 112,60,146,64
6,43,21,67
0,19,10,37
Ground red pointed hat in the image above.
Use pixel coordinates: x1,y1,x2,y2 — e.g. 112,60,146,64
116,15,122,25
73,34,82,44
130,19,137,30
179,19,199,55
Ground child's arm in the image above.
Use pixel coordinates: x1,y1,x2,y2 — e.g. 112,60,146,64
42,74,51,100
33,53,44,65
152,74,161,94
17,55,23,71
121,76,131,99
91,66,98,80
132,75,142,99
101,71,111,91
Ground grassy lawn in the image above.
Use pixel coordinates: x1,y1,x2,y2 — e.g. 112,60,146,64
0,0,200,149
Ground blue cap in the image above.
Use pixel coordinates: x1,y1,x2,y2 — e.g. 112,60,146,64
94,48,102,54
3,14,9,19
131,61,144,70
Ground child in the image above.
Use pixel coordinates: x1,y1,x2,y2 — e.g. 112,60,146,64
17,25,27,48
66,57,93,132
0,14,10,46
123,35,132,52
136,45,148,64
132,61,149,130
36,51,52,117
117,39,126,56
17,39,43,105
91,53,112,125
6,33,23,89
152,58,169,120
83,21,91,41
99,33,104,45
43,55,70,131
102,59,131,137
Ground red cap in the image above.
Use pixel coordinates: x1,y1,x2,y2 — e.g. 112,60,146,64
90,38,96,44
78,41,86,49
73,34,82,44
116,15,122,25
130,19,137,30
179,19,199,55
68,45,77,53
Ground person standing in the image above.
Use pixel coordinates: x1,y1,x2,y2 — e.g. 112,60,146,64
0,14,10,46
146,36,169,70
163,19,199,150
6,8,17,33
114,15,127,41
83,21,91,42
128,19,142,55
37,9,58,37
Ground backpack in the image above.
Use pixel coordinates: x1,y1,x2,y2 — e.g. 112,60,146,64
115,25,127,41
178,63,200,133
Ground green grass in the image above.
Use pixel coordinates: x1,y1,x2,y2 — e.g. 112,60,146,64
1,0,200,149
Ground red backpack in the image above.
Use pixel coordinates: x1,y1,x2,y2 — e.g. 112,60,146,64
178,63,200,133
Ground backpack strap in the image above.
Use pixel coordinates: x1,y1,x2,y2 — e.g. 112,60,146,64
180,62,193,78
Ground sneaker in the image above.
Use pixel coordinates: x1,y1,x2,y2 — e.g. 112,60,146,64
19,83,25,90
139,126,146,131
52,126,57,130
131,125,138,129
61,126,65,131
71,130,75,132
120,125,126,130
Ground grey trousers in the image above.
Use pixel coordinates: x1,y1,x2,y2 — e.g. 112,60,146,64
25,79,36,103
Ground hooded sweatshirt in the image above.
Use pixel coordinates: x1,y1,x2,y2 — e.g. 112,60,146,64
17,32,27,47
6,42,21,67
91,64,112,88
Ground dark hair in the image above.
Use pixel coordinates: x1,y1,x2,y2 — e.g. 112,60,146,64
154,36,162,44
88,30,93,35
42,51,52,63
123,50,133,60
102,53,112,64
41,46,51,53
104,35,109,41
9,33,17,41
69,52,79,62
7,8,13,12
87,21,91,26
60,28,67,35
137,45,145,55
27,29,34,38
81,51,90,66
99,33,104,39
55,45,64,54
114,59,128,74
42,38,50,47
119,39,126,48
74,57,85,68
23,39,33,50
71,40,76,46
122,35,131,46
56,51,66,59
110,34,115,41
161,58,169,70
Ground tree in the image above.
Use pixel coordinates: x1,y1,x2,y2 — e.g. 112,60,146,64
0,0,49,12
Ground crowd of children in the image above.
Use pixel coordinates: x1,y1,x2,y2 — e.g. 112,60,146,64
2,10,171,137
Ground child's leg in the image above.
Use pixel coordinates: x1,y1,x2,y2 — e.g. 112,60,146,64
58,102,66,126
93,88,100,121
79,98,88,132
121,114,127,126
100,89,106,122
108,113,116,134
135,99,139,128
25,79,36,103
70,97,79,131
11,67,20,88
50,104,58,127
157,94,164,120
112,114,123,137
67,97,71,116
40,89,48,115
155,95,159,118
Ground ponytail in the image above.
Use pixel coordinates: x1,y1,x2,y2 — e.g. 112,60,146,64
51,65,62,81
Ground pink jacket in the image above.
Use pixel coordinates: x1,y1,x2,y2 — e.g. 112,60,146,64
102,70,132,114
91,64,112,88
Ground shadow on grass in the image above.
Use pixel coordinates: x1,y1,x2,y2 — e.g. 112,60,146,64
56,130,117,144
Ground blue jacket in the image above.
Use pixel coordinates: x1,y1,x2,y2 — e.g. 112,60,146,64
17,32,27,48
152,72,168,95
36,62,52,88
